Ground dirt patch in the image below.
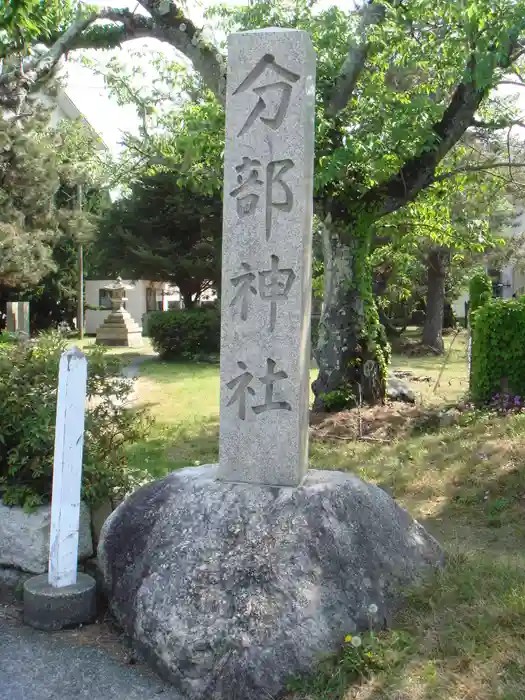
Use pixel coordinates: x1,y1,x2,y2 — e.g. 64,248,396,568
310,402,460,442
394,338,442,357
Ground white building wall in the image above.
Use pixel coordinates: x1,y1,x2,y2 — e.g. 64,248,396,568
452,206,525,316
85,280,147,335
452,291,469,320
85,280,183,334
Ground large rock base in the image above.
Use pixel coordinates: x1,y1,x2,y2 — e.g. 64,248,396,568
99,466,442,700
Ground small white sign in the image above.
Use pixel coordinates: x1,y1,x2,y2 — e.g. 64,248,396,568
48,348,88,588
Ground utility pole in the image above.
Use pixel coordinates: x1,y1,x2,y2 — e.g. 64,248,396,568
77,184,84,340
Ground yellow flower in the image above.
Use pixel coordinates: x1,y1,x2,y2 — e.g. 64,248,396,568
344,635,352,643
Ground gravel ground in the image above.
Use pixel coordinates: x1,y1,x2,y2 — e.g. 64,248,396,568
0,603,184,700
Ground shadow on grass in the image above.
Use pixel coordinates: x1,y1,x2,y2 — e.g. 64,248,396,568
138,358,219,381
312,412,525,541
287,550,525,700
125,415,219,478
295,411,525,700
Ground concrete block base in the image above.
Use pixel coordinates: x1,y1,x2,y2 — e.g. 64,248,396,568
23,573,96,631
95,308,143,347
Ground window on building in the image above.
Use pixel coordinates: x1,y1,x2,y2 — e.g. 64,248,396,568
146,287,157,312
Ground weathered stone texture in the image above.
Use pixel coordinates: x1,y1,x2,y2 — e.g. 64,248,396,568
0,501,93,574
219,29,316,486
99,465,443,700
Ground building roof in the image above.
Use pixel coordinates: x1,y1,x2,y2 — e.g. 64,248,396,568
55,89,109,152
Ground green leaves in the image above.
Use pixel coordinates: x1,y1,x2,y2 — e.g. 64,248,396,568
471,298,525,403
0,331,151,510
469,271,493,314
92,170,222,304
148,308,220,360
0,0,79,54
0,106,104,289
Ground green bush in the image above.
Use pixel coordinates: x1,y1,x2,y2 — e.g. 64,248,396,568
0,331,151,510
0,332,16,346
471,298,525,404
469,271,493,316
148,308,220,360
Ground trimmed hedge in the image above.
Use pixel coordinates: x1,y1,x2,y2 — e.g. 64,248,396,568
471,297,525,403
148,308,220,360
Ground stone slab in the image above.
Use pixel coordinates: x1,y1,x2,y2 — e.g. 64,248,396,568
0,501,93,574
98,464,443,700
219,29,316,486
387,375,416,403
23,573,96,631
6,301,29,336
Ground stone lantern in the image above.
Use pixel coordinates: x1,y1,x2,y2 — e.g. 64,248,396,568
95,277,143,347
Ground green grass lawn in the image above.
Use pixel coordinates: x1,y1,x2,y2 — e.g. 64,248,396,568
125,329,525,700
69,336,155,366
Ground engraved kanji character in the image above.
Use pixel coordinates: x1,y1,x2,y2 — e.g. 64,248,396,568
228,157,294,238
265,159,294,240
234,54,300,136
258,255,296,330
253,358,292,414
230,263,257,320
229,157,263,217
226,361,255,420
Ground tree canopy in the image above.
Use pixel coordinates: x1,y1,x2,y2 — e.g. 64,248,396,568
93,171,222,307
4,0,525,406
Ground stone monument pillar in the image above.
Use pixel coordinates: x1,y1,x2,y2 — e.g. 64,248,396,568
98,30,443,700
95,278,142,347
6,301,30,337
218,29,316,487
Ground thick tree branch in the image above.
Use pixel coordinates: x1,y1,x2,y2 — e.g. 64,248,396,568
31,11,99,76
0,3,225,112
136,1,225,104
359,56,487,217
68,9,156,51
359,30,524,219
0,9,112,110
326,1,387,117
0,10,137,89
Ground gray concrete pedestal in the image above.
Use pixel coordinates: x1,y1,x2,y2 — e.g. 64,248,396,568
23,573,96,631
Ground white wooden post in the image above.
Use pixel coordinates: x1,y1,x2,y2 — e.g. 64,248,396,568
48,347,88,588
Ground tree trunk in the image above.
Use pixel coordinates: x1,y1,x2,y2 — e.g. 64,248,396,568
182,292,195,309
422,249,447,353
443,301,456,329
177,279,199,309
312,218,388,412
